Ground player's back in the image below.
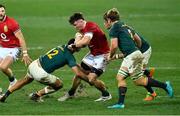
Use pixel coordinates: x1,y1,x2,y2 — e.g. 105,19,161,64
39,45,76,73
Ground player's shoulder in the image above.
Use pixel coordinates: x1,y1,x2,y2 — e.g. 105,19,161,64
6,16,16,21
5,16,18,24
85,21,99,31
86,21,98,27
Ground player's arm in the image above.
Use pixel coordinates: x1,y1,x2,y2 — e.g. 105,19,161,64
133,33,142,48
109,38,118,59
74,32,83,43
75,32,92,48
14,30,32,66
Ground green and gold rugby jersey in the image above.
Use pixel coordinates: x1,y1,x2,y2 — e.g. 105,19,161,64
39,45,77,73
109,21,138,56
136,34,150,53
119,23,150,53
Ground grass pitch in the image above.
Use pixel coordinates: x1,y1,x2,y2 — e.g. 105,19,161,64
0,0,180,115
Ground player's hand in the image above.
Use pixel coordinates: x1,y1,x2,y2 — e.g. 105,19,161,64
104,53,111,63
68,44,76,50
111,54,124,60
21,54,32,66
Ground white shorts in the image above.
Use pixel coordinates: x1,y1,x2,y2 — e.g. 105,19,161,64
82,53,108,71
0,47,20,61
27,60,58,84
119,50,144,80
142,47,152,66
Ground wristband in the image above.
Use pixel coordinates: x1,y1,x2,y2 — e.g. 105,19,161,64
22,50,27,54
23,53,28,56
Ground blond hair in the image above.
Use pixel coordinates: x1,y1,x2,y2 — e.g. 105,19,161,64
104,8,120,21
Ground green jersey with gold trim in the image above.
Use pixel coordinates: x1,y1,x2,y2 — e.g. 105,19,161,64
39,45,77,73
119,23,150,53
109,21,138,56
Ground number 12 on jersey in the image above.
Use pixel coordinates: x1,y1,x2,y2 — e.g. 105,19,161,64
46,48,59,59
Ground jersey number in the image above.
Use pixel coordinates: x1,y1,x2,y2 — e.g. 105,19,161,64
0,33,9,41
47,49,59,59
127,29,134,40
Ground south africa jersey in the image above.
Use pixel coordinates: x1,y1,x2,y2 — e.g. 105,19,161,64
109,21,138,56
121,24,150,53
39,45,77,73
135,34,150,53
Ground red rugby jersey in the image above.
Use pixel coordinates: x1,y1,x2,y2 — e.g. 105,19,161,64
80,21,109,56
0,16,20,48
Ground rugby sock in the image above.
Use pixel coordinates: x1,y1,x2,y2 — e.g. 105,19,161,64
118,86,127,104
147,77,167,92
102,90,110,97
144,85,154,93
143,69,150,77
8,76,15,82
0,90,11,102
68,88,76,96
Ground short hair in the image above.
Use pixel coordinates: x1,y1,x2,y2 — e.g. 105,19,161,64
104,8,120,22
0,4,5,9
103,12,108,21
69,12,84,25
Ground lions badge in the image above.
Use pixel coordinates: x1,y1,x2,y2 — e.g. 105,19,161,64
4,25,8,32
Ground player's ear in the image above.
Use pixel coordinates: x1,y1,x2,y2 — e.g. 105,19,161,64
107,18,112,24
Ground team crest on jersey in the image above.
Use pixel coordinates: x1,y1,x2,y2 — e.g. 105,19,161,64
4,25,8,32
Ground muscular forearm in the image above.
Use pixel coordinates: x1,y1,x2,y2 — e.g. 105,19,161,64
110,47,117,58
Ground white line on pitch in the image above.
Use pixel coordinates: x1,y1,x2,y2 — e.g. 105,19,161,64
156,96,180,98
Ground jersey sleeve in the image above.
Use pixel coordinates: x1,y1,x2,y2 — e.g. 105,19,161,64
9,18,20,33
109,26,119,39
66,53,77,68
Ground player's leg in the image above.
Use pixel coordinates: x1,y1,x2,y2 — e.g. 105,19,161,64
0,48,20,89
142,47,155,78
58,62,92,101
0,74,33,102
58,75,81,101
108,67,128,109
143,68,155,78
28,64,63,102
0,57,17,88
133,71,173,98
142,49,157,100
145,76,173,97
84,54,111,101
67,64,90,96
88,72,111,102
108,50,143,109
143,67,156,101
30,75,63,102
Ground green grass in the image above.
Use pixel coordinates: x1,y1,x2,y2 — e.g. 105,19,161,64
0,0,180,115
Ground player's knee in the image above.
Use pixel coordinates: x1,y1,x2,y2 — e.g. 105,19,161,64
53,79,63,90
132,72,145,86
88,77,96,86
52,83,63,91
133,77,146,86
0,65,7,72
75,72,82,78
